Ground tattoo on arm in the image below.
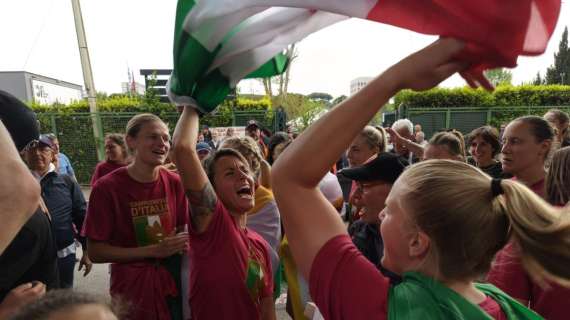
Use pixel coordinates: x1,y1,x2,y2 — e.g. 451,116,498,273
186,183,217,231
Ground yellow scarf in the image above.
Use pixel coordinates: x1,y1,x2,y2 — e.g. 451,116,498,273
247,186,274,216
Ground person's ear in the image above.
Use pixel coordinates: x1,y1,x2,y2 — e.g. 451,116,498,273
125,135,136,154
408,230,430,259
538,139,552,158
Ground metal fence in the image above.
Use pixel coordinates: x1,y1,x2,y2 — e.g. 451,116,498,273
395,105,570,139
37,109,282,185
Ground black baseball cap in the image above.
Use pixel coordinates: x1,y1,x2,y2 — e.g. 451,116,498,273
246,120,260,129
339,152,409,184
0,90,39,151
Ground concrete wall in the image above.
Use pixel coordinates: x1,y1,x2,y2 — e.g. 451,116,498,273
0,72,28,102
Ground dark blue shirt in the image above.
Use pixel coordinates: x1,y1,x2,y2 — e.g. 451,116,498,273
40,172,86,251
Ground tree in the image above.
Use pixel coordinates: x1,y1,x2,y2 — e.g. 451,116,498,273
545,26,569,85
532,72,544,85
259,43,298,102
280,93,326,131
307,92,333,102
331,95,347,106
484,68,512,86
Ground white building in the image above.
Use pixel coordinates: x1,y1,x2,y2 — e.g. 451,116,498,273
350,77,373,96
0,71,83,104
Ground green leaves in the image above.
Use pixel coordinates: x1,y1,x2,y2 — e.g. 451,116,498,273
394,85,570,109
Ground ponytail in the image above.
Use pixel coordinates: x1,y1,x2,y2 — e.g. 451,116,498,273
499,179,570,286
400,160,570,284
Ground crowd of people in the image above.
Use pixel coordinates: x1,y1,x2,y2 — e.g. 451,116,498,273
0,38,569,320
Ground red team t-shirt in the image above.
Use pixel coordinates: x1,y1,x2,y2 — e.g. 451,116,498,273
188,200,273,320
83,167,188,320
90,160,126,186
488,243,570,320
310,235,507,320
486,176,569,320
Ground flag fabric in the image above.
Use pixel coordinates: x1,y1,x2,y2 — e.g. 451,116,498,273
170,0,561,113
168,1,345,113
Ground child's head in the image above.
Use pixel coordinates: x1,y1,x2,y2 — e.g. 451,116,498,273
10,290,125,320
380,160,570,284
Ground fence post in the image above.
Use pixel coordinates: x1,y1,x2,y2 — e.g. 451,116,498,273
445,108,451,128
50,114,57,135
91,112,105,161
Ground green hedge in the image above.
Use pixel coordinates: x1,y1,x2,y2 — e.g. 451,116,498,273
29,95,273,185
394,85,570,108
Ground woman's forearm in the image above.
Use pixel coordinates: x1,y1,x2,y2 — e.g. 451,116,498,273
87,240,156,263
273,72,398,188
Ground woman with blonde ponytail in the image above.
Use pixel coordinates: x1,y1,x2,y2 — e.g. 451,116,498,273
488,145,570,320
272,38,570,319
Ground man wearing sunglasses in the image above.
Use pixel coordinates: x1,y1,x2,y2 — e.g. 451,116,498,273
339,153,408,273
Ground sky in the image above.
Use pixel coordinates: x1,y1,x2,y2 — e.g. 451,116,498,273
0,1,568,99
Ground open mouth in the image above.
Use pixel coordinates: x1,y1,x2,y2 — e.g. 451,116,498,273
236,185,253,199
152,150,166,156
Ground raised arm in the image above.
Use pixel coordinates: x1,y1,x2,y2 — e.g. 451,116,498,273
172,107,217,234
0,121,40,255
272,38,479,279
386,127,426,158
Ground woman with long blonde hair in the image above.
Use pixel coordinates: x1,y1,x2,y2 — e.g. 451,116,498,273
272,38,570,319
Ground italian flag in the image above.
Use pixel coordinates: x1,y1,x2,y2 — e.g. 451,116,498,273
169,0,561,113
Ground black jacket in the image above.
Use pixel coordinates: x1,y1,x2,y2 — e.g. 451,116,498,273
40,172,87,251
0,208,59,300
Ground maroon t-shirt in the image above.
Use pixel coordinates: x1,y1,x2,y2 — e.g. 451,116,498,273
511,176,546,199
188,200,273,320
487,243,570,320
90,160,126,186
487,176,569,319
83,167,188,320
310,235,507,320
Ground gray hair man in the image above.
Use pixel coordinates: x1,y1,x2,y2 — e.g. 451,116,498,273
390,119,418,163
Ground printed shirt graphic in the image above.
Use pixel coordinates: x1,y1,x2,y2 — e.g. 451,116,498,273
83,167,186,248
245,236,268,306
131,198,173,246
82,167,189,320
188,200,273,320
